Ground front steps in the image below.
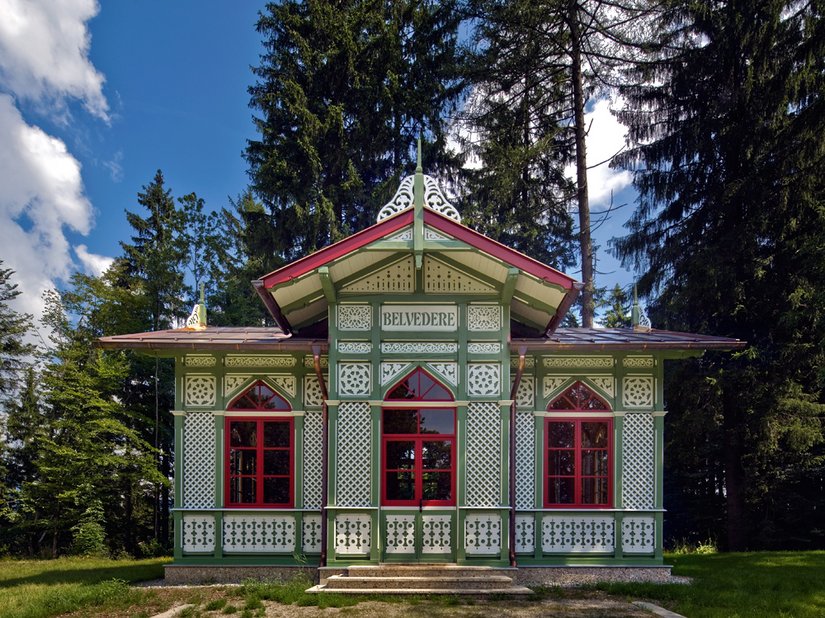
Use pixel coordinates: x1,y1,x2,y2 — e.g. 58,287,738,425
307,564,533,595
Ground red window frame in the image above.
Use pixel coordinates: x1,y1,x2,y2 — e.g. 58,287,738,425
381,368,456,507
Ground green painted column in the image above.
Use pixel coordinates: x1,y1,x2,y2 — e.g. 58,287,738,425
613,411,625,559
213,411,224,560
653,411,666,561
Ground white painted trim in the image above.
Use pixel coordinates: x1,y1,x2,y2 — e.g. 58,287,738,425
223,410,305,418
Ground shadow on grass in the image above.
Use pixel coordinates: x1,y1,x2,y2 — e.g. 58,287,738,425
0,559,168,588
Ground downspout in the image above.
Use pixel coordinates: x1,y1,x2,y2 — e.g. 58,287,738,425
508,346,527,567
312,345,329,567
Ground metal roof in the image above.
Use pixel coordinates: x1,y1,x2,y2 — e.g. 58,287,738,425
97,327,326,353
513,327,745,352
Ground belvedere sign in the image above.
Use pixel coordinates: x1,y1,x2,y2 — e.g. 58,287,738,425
380,304,458,331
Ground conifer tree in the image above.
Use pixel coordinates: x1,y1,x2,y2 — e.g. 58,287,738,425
0,262,35,395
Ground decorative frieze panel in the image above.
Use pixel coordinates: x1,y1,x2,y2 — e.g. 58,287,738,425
467,363,501,397
422,515,452,554
223,514,296,553
515,410,535,510
224,375,251,398
424,259,493,294
302,514,323,553
185,354,216,367
514,376,534,409
343,257,414,294
621,516,655,553
510,356,536,368
385,515,416,554
543,356,613,369
335,513,371,555
185,376,216,408
543,376,569,398
623,356,655,369
468,342,501,354
304,374,325,407
304,355,329,368
338,341,372,354
466,402,501,507
589,376,615,398
381,362,413,387
183,412,215,508
541,515,615,553
381,342,458,354
335,402,372,507
515,514,535,553
465,513,501,555
303,410,323,510
225,355,297,368
622,413,656,510
426,362,458,387
622,376,654,408
467,305,502,331
337,363,371,397
387,227,413,241
182,514,215,553
337,304,372,331
424,226,451,241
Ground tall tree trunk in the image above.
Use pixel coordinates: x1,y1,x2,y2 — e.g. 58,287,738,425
568,0,594,327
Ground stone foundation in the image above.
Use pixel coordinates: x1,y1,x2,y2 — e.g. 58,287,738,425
513,565,673,586
164,565,321,585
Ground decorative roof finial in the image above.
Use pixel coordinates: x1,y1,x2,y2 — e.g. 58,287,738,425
416,133,423,173
185,283,208,330
631,283,651,332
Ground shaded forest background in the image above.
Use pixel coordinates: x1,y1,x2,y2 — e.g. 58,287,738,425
0,0,823,557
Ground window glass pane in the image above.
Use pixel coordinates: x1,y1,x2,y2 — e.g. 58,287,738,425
581,478,609,505
263,422,290,447
548,422,575,448
263,477,290,504
229,449,256,475
548,477,575,504
582,422,608,448
422,472,452,501
264,450,290,475
230,477,256,503
383,409,418,434
385,471,415,501
581,450,609,475
548,449,574,476
264,393,289,410
422,440,452,469
419,409,454,434
230,421,257,446
385,441,415,469
230,395,256,410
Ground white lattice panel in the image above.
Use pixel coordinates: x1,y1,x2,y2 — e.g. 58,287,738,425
304,374,325,407
623,376,654,408
515,514,535,554
466,402,501,507
589,376,615,398
515,410,535,510
302,514,323,553
338,363,371,397
622,413,656,509
223,514,296,553
467,305,502,331
182,514,215,553
465,513,501,555
224,374,251,398
514,376,534,409
338,305,372,330
422,515,452,554
467,363,501,397
343,257,414,293
335,402,372,507
424,259,493,294
185,376,216,407
541,515,615,553
543,376,569,398
303,410,323,510
427,362,458,387
335,513,371,555
381,362,413,386
385,515,416,554
183,412,215,508
622,516,655,553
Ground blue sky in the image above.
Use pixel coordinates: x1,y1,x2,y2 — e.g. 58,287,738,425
0,0,635,324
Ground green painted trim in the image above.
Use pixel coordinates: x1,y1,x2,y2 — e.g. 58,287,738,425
174,414,183,508
655,512,664,561
214,414,223,508
654,413,665,510
318,267,336,303
294,414,304,508
173,556,321,566
501,268,519,304
614,414,624,509
173,511,182,560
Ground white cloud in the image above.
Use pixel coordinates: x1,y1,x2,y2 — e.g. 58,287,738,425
74,243,113,276
0,0,108,121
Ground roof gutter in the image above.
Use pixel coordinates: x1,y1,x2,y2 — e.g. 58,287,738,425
253,279,293,335
544,282,584,335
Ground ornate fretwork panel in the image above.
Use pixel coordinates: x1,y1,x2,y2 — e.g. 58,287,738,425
467,363,501,397
338,341,372,354
623,356,655,369
510,356,536,368
302,514,323,553
303,410,323,510
385,515,416,554
268,375,296,398
467,305,502,331
515,514,535,553
224,375,251,398
335,402,372,507
182,514,215,553
337,304,372,331
589,376,615,398
466,402,501,507
514,376,534,409
185,376,216,408
381,342,458,354
183,412,215,508
304,355,329,369
543,356,613,369
337,363,371,397
424,175,461,221
424,226,451,241
376,175,414,220
388,227,413,241
303,374,325,407
464,513,501,555
380,362,413,387
184,354,216,367
426,362,458,387
422,515,452,554
225,355,296,368
335,513,371,555
543,376,569,398
515,410,535,510
222,514,296,553
424,259,494,294
343,257,414,294
622,376,654,408
621,516,655,553
622,413,656,509
541,515,615,553
468,342,501,354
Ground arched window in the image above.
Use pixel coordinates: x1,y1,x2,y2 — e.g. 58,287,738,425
225,381,293,508
382,368,455,506
545,381,612,508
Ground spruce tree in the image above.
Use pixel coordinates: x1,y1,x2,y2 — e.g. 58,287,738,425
0,262,35,395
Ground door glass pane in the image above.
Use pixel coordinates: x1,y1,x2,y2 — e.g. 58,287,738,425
229,449,256,475
230,421,257,446
548,422,575,448
581,450,608,475
383,409,418,434
263,477,290,504
263,422,290,447
230,477,256,503
385,471,415,501
581,478,608,504
548,477,575,504
422,472,452,501
419,409,454,434
422,440,452,469
264,450,290,475
582,422,608,447
385,441,415,469
548,449,574,476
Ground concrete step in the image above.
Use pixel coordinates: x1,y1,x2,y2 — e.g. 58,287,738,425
306,584,533,595
340,565,517,579
324,574,514,590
